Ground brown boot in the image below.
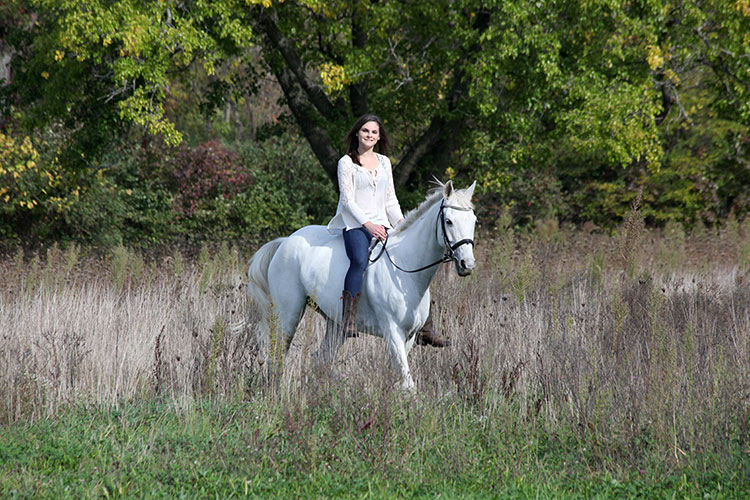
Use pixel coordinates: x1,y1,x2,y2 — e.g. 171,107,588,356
416,311,451,347
341,290,360,338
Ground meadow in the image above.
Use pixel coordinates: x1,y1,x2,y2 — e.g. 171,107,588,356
1,217,749,498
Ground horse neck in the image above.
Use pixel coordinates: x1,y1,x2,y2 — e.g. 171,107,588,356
387,199,444,287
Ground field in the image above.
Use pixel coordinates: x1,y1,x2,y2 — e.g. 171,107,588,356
1,219,749,498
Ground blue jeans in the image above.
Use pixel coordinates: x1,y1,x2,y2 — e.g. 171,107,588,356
343,226,373,295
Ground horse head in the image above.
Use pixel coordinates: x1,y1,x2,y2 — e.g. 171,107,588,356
439,180,477,276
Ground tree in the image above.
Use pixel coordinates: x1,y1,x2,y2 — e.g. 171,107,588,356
1,1,663,183
2,0,749,231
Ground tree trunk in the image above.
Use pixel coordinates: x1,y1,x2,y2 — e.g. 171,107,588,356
254,6,491,189
349,5,369,117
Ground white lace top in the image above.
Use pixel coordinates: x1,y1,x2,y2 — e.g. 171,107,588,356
327,153,404,233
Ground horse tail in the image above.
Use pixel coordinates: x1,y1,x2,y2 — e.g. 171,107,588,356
247,237,286,313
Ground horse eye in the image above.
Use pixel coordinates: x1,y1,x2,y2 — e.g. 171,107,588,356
446,219,453,226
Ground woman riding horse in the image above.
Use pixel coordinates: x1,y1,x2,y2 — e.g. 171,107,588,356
326,114,450,346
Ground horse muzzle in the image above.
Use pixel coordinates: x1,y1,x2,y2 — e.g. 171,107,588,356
454,254,476,276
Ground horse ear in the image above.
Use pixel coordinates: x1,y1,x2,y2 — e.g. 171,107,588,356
443,180,454,199
466,180,477,198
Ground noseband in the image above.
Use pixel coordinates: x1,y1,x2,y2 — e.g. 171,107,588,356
438,199,475,263
369,199,474,273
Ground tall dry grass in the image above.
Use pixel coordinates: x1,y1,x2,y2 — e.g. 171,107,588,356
0,243,256,421
1,217,749,466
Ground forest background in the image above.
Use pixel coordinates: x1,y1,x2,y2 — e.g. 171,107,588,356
1,0,750,250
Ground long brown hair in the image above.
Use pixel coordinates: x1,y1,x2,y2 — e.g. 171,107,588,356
344,114,389,165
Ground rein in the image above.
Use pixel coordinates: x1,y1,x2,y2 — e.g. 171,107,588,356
368,199,474,273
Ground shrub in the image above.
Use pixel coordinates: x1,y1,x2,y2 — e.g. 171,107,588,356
0,131,49,243
167,133,337,246
99,141,177,247
0,127,126,247
236,133,337,226
169,139,249,217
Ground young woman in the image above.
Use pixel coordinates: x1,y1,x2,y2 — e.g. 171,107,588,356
326,114,401,338
327,114,450,346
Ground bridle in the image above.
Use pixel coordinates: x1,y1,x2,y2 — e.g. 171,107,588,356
369,199,475,273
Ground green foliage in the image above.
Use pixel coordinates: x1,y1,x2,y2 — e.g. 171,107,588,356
0,131,50,242
2,0,750,247
238,132,337,225
656,69,750,223
21,0,256,145
559,65,750,228
0,123,334,248
0,126,131,247
103,152,176,247
437,0,750,229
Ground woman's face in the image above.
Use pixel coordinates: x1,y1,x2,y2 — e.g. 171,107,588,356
357,121,380,151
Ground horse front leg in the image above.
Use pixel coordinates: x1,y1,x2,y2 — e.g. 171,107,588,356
384,327,415,391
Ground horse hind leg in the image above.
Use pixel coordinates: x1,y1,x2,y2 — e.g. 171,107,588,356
252,291,304,367
272,289,307,352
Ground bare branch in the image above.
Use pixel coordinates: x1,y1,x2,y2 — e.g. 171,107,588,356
100,83,129,103
385,35,438,92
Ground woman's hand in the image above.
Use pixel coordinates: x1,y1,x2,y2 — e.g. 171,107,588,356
364,221,387,241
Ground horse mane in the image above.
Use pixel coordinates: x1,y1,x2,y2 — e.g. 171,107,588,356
392,180,474,234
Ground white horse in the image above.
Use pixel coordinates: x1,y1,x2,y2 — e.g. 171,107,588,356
246,180,477,389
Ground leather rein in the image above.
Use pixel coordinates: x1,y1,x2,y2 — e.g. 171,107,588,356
368,199,474,273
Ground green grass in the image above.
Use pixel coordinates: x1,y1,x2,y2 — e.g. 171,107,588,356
1,398,747,499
